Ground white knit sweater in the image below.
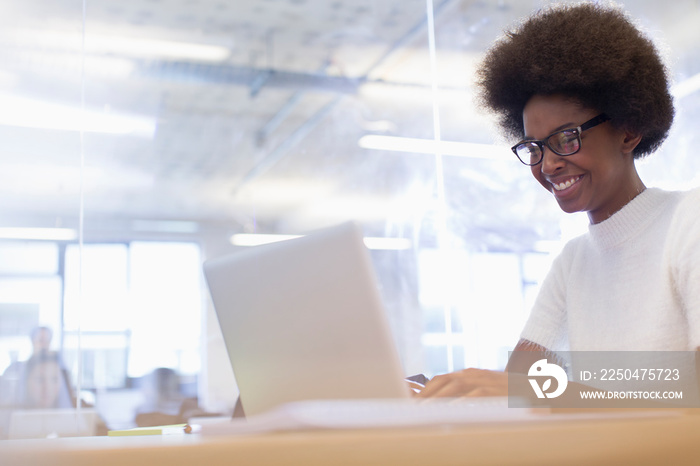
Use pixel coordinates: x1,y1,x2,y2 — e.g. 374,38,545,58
520,187,700,351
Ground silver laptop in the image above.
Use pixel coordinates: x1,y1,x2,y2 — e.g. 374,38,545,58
203,221,409,417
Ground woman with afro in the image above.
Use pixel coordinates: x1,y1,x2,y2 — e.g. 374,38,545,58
417,2,700,398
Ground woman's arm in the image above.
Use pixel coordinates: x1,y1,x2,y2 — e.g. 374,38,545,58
506,339,551,373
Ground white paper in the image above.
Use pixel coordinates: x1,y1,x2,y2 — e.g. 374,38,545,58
199,397,542,435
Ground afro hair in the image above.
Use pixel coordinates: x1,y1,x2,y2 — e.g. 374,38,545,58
476,2,674,158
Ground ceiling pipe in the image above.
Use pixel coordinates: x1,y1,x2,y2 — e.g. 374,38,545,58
229,0,457,196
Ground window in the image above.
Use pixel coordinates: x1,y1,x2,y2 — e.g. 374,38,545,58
62,242,202,388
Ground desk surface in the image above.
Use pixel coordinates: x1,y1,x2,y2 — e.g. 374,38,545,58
2,411,700,466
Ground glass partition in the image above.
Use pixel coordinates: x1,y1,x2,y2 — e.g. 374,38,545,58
1,0,699,439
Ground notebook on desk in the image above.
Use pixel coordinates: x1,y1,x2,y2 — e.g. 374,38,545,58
203,221,410,417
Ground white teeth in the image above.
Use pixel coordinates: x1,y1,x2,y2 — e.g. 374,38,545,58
552,176,580,191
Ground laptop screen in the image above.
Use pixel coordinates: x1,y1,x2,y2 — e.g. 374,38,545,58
204,221,409,416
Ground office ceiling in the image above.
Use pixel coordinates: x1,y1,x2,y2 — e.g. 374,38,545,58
0,0,699,244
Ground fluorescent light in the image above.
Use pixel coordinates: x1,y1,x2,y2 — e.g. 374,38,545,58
0,227,78,241
230,233,412,250
11,30,230,63
362,237,412,250
0,94,156,136
87,35,230,62
131,220,200,234
230,233,301,247
671,72,700,98
358,135,513,161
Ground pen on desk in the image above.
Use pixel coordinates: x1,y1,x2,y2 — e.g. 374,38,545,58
107,423,196,436
187,424,202,434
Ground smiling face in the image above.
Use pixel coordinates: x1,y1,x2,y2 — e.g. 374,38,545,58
523,94,645,224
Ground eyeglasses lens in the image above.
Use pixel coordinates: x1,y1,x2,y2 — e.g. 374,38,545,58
515,143,541,165
549,130,580,155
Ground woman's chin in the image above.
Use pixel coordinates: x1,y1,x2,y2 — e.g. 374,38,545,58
554,197,585,215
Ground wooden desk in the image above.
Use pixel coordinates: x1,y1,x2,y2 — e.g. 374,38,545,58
2,412,700,465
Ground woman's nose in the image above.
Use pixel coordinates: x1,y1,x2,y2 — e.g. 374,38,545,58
539,147,566,174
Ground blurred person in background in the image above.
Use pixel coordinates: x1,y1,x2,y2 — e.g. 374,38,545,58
134,367,221,427
2,326,55,380
16,351,73,410
10,351,108,435
2,326,63,406
29,326,53,357
135,367,185,419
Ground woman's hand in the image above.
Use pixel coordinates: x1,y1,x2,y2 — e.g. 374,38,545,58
414,368,509,398
411,340,547,398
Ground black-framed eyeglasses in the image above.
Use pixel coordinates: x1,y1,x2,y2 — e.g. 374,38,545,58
511,114,610,166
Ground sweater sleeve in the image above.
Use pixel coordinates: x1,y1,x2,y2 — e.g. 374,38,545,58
519,242,574,351
666,188,700,349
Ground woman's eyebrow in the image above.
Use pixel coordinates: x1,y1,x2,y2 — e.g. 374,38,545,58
523,121,577,139
552,121,577,132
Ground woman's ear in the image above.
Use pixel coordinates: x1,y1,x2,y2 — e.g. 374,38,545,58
620,130,643,155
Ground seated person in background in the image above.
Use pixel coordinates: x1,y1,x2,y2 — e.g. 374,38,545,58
134,367,220,427
1,330,65,438
16,351,74,410
134,367,185,425
418,2,699,398
4,351,108,436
